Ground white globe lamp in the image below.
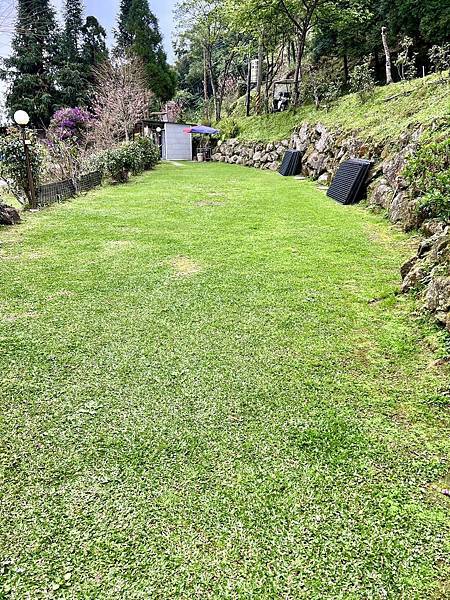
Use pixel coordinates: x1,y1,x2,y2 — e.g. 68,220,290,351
14,110,30,126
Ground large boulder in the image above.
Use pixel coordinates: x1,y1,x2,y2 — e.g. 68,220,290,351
425,275,450,328
315,131,330,153
305,151,326,179
367,178,394,209
382,144,416,189
388,191,419,231
0,203,21,225
401,260,428,292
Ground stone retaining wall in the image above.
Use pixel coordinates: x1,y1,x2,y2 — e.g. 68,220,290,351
213,122,450,332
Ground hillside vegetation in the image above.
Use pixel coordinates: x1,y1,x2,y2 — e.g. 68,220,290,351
220,73,450,142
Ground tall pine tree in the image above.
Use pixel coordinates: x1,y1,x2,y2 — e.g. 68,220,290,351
2,0,59,126
64,0,84,61
56,0,88,108
115,0,134,50
115,0,176,102
81,16,109,84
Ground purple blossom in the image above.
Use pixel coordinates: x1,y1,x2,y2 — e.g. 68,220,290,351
49,107,94,141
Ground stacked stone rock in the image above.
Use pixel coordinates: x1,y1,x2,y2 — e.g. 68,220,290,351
0,203,20,226
213,121,449,331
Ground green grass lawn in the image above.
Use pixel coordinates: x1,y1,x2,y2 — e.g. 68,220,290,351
1,162,449,598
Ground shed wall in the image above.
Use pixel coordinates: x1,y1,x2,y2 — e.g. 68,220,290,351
164,124,192,160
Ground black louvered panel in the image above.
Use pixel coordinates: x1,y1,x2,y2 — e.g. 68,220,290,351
327,159,371,205
279,150,302,176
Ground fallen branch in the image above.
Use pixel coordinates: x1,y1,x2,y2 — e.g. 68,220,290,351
383,90,413,102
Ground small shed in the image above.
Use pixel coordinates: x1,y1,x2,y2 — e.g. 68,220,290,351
135,120,193,161
161,123,193,161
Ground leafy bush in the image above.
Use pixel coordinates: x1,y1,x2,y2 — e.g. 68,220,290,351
132,136,160,172
428,44,450,77
396,36,417,81
0,128,45,206
303,61,343,111
218,117,240,140
404,136,450,222
48,107,93,141
350,57,375,102
94,137,160,183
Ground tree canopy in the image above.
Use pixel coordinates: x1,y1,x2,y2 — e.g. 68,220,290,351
174,0,450,122
115,0,176,102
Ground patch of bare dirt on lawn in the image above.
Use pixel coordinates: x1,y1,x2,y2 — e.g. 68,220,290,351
47,290,75,301
104,240,136,252
170,256,202,277
196,200,225,207
2,311,39,323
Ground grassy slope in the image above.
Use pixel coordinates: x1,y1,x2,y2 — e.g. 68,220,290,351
0,163,449,598
223,73,450,142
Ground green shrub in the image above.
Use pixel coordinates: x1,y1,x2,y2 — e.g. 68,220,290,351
350,56,375,103
132,136,160,173
404,136,450,222
102,143,138,183
0,128,45,207
218,117,240,140
93,138,160,184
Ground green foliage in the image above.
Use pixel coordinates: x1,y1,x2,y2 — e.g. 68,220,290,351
55,1,89,108
2,1,109,123
404,136,450,222
56,2,109,108
303,61,343,110
81,16,109,75
218,117,240,140
63,0,84,62
395,36,417,82
0,129,45,206
115,0,176,102
94,138,160,183
428,44,450,77
350,56,375,102
132,136,161,172
2,0,59,126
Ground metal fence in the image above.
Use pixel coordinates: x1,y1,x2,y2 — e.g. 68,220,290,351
36,171,102,207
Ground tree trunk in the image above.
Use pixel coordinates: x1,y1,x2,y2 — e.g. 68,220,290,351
203,45,210,122
207,50,218,121
343,53,349,84
255,39,264,115
293,32,306,106
245,54,252,117
381,27,393,85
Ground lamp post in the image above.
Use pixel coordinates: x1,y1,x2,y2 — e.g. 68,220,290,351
13,110,37,210
156,126,163,159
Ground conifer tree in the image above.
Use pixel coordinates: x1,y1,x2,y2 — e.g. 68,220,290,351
81,16,109,82
56,0,88,108
115,0,134,51
64,0,84,61
115,0,176,102
2,0,59,126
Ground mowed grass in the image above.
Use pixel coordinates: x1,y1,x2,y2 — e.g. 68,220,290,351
0,162,449,598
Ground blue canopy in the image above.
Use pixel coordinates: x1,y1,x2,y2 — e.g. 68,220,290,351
184,125,220,135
